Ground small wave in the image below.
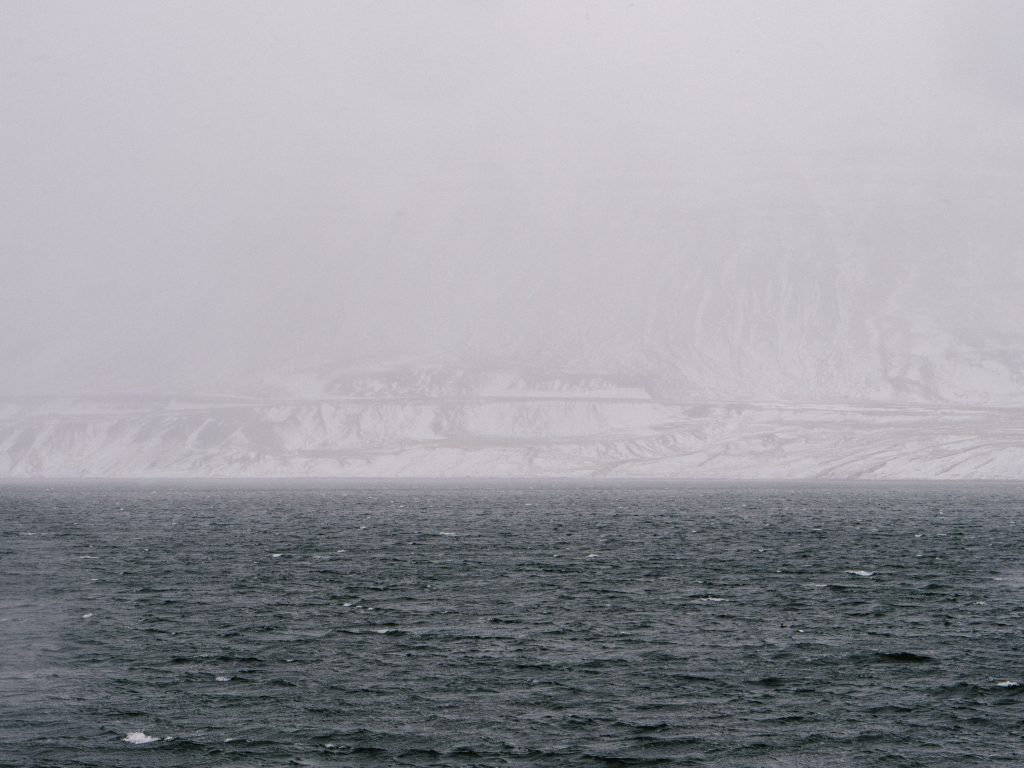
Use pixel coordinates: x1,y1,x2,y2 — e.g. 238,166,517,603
215,675,231,682
267,678,298,687
212,654,264,664
871,651,935,664
82,613,93,618
996,680,1020,688
846,570,875,577
123,731,159,745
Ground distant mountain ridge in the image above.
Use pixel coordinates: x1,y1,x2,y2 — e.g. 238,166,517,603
4,163,1024,478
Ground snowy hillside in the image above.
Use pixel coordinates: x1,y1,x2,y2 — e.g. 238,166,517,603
2,366,1023,478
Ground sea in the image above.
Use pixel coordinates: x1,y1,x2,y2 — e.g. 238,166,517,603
2,481,1022,767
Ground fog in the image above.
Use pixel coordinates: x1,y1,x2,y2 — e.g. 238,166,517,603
3,1,1023,398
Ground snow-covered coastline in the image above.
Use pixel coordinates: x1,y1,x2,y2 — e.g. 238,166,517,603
3,380,1021,479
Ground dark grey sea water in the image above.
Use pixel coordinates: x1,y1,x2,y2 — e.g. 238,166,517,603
2,482,1023,767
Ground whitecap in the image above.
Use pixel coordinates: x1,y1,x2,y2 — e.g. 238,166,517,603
996,680,1020,688
698,597,727,602
846,570,875,577
123,731,159,744
586,553,598,558
271,553,282,558
82,613,93,618
438,531,458,536
215,675,230,682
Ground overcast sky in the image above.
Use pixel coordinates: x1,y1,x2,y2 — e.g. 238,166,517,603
2,1,1023,396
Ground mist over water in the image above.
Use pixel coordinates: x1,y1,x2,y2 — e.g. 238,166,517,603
3,2,1024,400
4,13,1024,763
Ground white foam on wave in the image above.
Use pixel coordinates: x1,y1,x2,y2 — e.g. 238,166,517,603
846,570,875,577
123,731,159,744
215,675,231,682
82,613,93,618
698,596,727,602
996,680,1020,688
438,531,458,536
271,553,282,558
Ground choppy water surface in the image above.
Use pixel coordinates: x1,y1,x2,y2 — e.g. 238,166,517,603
2,482,1023,767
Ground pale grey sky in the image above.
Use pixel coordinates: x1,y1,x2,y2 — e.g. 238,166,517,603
1,1,1022,397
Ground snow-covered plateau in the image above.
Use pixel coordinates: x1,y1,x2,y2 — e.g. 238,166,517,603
3,369,1022,478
